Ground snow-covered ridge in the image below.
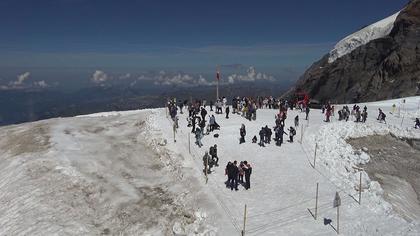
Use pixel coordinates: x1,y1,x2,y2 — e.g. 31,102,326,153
328,11,400,63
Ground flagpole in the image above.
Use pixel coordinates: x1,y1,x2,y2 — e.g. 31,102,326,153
216,67,220,101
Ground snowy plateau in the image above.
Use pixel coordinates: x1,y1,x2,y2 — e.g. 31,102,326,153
328,11,400,63
0,96,420,235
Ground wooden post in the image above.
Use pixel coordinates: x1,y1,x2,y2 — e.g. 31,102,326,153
300,125,304,143
216,67,220,101
205,156,208,184
359,172,362,205
173,123,176,143
333,192,341,234
165,101,168,118
241,204,247,236
188,132,191,154
337,205,340,234
313,143,318,168
315,183,319,220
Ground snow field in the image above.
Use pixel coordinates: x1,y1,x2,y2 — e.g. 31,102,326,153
155,96,420,235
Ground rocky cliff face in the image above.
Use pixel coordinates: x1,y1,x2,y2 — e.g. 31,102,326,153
289,0,420,103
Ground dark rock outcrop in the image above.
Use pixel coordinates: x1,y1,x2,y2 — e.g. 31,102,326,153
288,0,420,103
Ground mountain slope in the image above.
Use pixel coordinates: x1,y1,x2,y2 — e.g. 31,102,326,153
289,0,420,103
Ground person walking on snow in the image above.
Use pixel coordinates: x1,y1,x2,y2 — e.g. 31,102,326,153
294,115,299,127
377,108,386,124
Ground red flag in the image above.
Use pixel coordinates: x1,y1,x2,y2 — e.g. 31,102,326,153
216,70,220,81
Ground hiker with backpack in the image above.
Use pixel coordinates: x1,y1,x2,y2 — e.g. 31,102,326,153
377,108,386,123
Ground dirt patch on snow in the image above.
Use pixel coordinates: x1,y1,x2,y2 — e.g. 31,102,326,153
0,123,51,156
348,134,420,221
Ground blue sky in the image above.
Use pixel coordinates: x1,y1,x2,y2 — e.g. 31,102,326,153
0,0,408,85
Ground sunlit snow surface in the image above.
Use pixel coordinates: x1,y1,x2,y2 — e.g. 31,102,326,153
0,96,419,235
328,11,400,63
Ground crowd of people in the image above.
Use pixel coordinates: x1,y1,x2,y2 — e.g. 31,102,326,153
167,96,419,193
225,160,252,191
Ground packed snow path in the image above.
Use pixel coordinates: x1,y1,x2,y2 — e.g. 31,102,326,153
156,97,420,235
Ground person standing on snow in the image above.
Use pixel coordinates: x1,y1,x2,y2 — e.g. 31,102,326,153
225,161,232,185
195,128,203,147
243,161,252,190
239,124,246,144
200,107,207,121
203,151,212,173
415,118,420,129
199,118,206,134
325,104,332,122
225,105,230,119
362,109,368,123
191,115,197,133
179,102,184,114
275,125,288,146
259,127,266,147
288,126,296,142
209,144,219,166
227,160,239,191
305,106,310,120
294,115,299,127
209,115,216,131
238,161,245,184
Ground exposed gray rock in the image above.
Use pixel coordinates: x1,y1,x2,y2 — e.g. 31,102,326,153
287,0,420,103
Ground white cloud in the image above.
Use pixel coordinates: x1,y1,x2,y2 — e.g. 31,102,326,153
34,80,48,88
153,71,216,87
9,72,30,86
91,70,109,83
119,73,131,80
227,66,274,84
